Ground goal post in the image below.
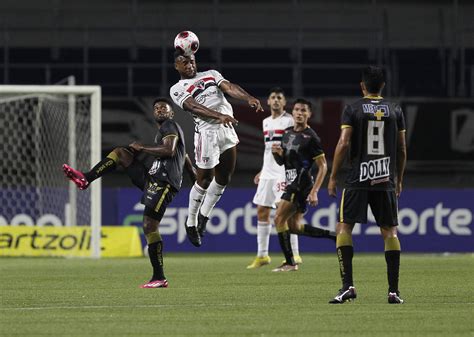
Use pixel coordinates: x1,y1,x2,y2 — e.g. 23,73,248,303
0,85,102,258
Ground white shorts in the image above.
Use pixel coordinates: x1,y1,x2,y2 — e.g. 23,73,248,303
194,126,239,169
252,178,287,208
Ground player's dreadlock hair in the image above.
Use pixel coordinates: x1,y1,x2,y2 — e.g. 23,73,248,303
269,87,286,97
362,65,385,93
294,98,312,111
153,97,173,107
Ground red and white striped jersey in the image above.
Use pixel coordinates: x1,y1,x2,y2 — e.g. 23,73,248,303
170,70,234,131
260,112,294,179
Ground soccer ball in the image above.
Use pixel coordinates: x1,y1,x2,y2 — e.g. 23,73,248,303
174,31,200,56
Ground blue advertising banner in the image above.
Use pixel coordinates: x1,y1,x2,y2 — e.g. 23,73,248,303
115,188,474,253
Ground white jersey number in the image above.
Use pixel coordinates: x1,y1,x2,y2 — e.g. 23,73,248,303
367,120,385,155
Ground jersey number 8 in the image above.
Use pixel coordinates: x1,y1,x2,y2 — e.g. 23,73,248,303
367,120,385,155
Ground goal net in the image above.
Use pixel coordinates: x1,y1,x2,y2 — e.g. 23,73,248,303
0,85,102,257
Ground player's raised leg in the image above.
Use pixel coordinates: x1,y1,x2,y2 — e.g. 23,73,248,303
284,213,335,266
289,221,336,241
63,147,134,190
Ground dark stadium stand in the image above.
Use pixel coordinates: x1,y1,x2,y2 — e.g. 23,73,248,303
2,47,471,97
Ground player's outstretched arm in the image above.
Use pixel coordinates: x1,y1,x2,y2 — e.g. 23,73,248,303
182,97,238,127
328,127,352,197
218,81,263,113
307,154,328,207
396,131,407,198
129,135,178,158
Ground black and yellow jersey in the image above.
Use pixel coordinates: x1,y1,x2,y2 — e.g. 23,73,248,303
341,96,405,190
280,126,325,191
147,119,186,191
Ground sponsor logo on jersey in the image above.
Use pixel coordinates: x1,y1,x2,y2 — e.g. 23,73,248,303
186,76,216,95
146,182,163,195
363,104,390,121
284,134,300,152
175,92,185,101
195,79,205,90
148,161,161,176
285,169,297,183
359,157,390,182
195,89,218,104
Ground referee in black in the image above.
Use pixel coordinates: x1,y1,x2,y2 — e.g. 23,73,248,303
328,66,407,304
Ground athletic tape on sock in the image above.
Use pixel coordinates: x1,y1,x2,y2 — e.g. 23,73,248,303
107,151,119,163
384,236,401,251
145,232,162,244
336,233,353,248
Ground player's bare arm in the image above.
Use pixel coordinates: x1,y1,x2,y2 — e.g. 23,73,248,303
182,96,238,127
328,127,352,197
129,135,179,158
307,154,328,206
271,143,284,165
396,130,407,198
219,81,264,113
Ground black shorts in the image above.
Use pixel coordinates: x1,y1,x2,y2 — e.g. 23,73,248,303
125,160,177,222
338,189,398,227
281,184,312,213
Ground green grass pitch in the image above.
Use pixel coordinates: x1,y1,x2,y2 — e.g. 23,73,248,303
1,253,472,337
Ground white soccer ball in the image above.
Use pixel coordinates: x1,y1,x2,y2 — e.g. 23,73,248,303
174,31,200,56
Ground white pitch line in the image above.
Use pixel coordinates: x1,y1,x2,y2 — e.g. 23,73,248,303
0,303,250,311
1,302,473,311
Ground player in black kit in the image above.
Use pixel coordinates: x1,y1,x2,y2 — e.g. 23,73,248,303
271,98,336,272
328,66,407,304
63,97,196,288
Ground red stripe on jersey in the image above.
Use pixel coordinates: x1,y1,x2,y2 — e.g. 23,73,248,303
186,77,216,93
201,76,215,82
263,129,285,135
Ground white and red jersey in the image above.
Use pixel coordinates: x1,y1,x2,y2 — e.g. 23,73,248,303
260,112,294,179
170,70,234,131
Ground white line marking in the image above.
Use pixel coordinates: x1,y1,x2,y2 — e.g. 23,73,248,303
0,303,246,311
0,302,472,311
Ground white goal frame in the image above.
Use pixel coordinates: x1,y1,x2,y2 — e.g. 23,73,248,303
0,85,102,258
